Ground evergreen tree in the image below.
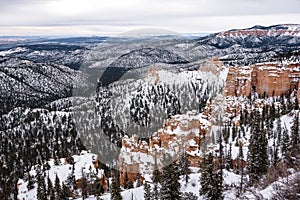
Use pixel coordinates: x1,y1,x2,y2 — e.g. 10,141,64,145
65,164,76,192
290,112,300,156
178,147,191,184
152,153,160,200
225,143,233,170
136,173,142,188
281,128,290,161
27,174,35,190
276,118,282,143
61,183,71,199
216,131,224,200
37,174,47,200
160,156,181,200
47,175,53,196
54,174,61,198
200,153,223,200
247,110,269,184
143,182,151,200
272,139,280,167
111,176,122,200
81,168,88,199
182,192,198,200
238,143,244,196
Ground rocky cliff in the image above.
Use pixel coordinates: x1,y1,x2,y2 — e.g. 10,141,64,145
225,63,300,102
119,111,211,187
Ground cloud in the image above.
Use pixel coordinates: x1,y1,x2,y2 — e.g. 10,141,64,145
0,0,299,35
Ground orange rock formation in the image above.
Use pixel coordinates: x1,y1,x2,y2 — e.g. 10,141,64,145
225,63,300,102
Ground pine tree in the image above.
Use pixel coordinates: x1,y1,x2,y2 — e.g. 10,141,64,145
136,173,142,187
247,110,269,184
281,128,290,162
178,147,191,184
37,174,47,200
276,118,282,143
61,183,71,199
27,174,35,190
143,182,151,200
152,153,160,200
81,168,88,199
290,112,300,156
160,156,181,200
65,164,76,192
182,192,198,200
54,174,61,198
47,175,53,196
238,143,244,196
273,139,280,167
225,143,233,170
111,176,122,200
200,153,213,195
216,131,224,200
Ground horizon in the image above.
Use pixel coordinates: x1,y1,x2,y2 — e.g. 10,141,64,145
0,23,299,38
0,0,299,36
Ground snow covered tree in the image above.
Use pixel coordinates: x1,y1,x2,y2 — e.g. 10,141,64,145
81,168,88,199
65,164,76,192
182,192,198,200
281,128,290,161
111,176,122,200
290,112,300,155
143,182,151,200
225,143,233,170
247,110,269,184
160,156,181,200
46,175,53,196
238,143,245,196
178,147,191,184
152,153,160,200
37,174,47,200
276,118,282,143
54,174,61,198
200,153,223,200
135,173,142,187
61,183,71,199
27,174,35,190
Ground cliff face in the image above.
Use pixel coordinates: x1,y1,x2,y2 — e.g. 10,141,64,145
225,63,300,101
119,111,211,187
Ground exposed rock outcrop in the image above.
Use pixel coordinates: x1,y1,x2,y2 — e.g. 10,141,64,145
119,111,211,187
225,63,300,102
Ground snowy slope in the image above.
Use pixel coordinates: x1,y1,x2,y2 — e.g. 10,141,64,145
18,151,105,200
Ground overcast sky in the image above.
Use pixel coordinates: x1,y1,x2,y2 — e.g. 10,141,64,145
0,0,300,36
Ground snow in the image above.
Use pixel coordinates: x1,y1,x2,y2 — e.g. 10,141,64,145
18,151,104,200
76,168,298,200
0,47,27,56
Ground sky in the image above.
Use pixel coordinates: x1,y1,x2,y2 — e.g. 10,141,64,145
0,0,300,36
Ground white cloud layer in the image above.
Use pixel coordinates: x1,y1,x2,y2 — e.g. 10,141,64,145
0,0,299,35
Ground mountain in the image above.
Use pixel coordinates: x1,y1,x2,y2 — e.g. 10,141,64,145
0,56,88,114
0,36,107,70
195,24,300,65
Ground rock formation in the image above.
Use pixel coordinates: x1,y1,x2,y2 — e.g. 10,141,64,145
119,111,211,187
225,63,300,102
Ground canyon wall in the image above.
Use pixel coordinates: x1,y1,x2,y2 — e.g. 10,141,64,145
225,63,300,102
119,111,211,187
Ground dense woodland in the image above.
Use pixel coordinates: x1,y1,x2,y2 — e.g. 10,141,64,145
0,74,299,199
